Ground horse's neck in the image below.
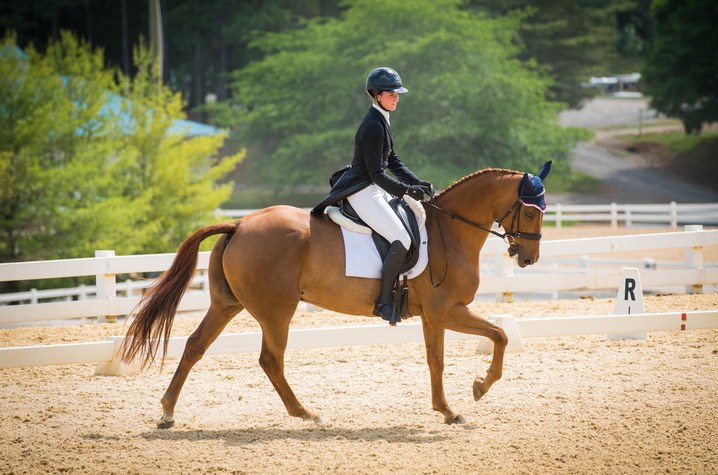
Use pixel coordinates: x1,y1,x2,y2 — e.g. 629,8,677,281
436,171,517,226
433,171,518,256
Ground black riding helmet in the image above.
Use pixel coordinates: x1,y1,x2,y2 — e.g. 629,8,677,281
366,67,408,112
366,67,408,94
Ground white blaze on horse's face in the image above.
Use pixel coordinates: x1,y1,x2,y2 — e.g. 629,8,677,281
508,204,543,268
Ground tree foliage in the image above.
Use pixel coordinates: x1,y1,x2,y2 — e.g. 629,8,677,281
0,32,243,265
642,0,718,134
470,0,637,108
215,0,590,189
1,0,344,120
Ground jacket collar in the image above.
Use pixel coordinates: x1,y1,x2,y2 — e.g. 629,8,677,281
371,103,390,126
368,106,393,148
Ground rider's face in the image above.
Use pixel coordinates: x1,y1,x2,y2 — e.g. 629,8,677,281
377,92,399,111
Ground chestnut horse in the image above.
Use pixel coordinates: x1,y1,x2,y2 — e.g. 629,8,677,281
120,167,544,428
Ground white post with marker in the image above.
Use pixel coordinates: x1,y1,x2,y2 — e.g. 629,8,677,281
606,267,648,340
476,315,525,354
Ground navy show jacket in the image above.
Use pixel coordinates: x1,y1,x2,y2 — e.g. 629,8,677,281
312,106,420,214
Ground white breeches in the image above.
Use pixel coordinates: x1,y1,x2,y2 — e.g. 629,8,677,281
347,184,411,250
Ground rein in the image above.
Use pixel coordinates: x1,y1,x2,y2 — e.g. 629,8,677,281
425,193,543,288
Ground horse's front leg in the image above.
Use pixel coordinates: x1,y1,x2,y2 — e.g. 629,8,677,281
422,323,469,424
432,304,508,402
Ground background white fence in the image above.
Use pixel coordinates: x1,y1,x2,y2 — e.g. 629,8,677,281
2,311,717,373
0,227,715,326
0,227,716,372
543,202,718,229
221,202,718,228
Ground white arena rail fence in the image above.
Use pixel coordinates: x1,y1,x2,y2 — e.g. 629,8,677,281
3,311,717,375
0,227,716,372
543,202,718,229
221,202,718,228
0,274,209,307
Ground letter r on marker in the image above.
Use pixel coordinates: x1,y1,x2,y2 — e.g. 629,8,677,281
625,278,636,301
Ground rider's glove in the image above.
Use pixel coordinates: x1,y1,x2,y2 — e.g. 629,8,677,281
417,179,433,190
407,185,426,201
416,180,434,197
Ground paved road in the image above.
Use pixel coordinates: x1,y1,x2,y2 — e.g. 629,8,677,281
551,97,718,204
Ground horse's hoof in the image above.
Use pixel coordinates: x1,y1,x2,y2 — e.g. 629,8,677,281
473,378,487,402
156,416,175,429
311,415,326,425
445,414,469,425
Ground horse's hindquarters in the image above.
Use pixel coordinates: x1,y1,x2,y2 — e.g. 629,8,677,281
221,207,380,318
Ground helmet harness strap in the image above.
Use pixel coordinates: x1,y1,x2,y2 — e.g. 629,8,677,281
374,91,391,112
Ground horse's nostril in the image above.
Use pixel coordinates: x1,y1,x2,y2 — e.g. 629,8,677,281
523,259,533,266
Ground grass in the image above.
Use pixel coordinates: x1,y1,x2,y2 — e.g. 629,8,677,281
596,117,683,131
630,129,718,154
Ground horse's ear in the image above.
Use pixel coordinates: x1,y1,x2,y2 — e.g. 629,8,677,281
520,172,533,194
538,160,552,181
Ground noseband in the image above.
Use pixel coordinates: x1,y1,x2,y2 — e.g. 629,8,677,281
426,193,543,287
494,193,544,243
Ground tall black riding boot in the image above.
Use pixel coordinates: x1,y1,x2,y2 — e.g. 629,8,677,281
373,240,408,325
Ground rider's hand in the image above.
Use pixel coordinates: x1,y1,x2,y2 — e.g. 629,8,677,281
407,186,426,201
417,180,434,197
417,179,433,190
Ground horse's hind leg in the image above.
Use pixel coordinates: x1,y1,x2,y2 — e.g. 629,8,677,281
158,301,242,429
256,307,323,424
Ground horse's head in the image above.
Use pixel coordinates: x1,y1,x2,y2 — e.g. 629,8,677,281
497,161,551,268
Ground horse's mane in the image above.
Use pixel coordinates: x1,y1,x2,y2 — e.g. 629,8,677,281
435,168,521,199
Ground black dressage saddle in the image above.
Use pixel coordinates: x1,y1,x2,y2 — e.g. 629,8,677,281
333,196,422,322
336,197,421,275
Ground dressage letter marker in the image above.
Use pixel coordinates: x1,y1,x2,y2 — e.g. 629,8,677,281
607,267,649,340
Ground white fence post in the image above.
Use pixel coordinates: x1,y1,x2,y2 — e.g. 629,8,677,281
95,250,117,323
579,255,589,273
555,203,562,229
201,271,209,292
551,264,559,300
495,253,514,303
610,202,618,229
626,208,632,227
670,201,678,229
684,225,704,294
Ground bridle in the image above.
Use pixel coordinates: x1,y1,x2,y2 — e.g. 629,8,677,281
425,192,543,287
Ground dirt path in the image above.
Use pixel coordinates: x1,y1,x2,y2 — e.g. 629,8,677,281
2,292,717,475
555,96,718,204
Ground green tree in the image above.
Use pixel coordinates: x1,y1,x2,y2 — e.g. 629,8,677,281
469,0,635,108
215,0,590,189
643,0,718,135
0,31,243,268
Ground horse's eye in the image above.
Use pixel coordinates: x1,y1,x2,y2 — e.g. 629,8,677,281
525,212,534,220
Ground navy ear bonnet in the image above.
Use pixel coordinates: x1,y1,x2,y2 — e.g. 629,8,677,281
518,161,551,213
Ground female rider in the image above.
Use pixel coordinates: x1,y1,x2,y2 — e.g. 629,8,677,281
312,67,432,324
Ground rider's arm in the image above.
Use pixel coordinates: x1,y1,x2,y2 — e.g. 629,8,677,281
360,122,411,197
387,149,421,186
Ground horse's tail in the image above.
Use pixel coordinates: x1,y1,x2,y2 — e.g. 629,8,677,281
119,221,238,370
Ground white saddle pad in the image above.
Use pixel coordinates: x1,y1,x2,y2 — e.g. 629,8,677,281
341,226,429,280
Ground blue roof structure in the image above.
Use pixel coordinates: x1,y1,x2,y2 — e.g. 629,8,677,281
168,118,225,137
4,45,225,138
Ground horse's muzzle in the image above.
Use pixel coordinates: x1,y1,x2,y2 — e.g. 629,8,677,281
509,243,538,268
